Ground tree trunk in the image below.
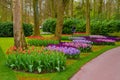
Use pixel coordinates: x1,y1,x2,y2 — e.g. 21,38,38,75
70,0,74,17
55,0,64,41
33,0,40,36
93,0,96,18
86,0,90,35
98,0,103,19
12,0,27,49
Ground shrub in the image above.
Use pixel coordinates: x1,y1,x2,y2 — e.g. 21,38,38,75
23,23,33,36
42,18,120,35
75,19,86,32
42,18,56,33
0,22,33,37
62,18,80,34
42,18,80,34
6,50,66,73
28,39,59,46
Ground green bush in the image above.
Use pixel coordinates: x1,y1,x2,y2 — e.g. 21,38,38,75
42,18,56,33
0,22,33,37
23,23,33,36
78,20,120,35
76,19,86,32
63,18,79,34
6,50,66,73
28,39,59,46
91,20,109,35
42,18,79,34
42,18,120,35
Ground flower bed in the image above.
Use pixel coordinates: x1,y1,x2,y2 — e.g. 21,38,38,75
69,37,86,40
28,39,59,46
92,39,115,45
89,35,107,39
6,50,66,73
73,40,93,44
46,45,80,59
60,42,92,52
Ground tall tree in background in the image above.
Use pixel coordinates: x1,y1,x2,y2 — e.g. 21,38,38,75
55,0,64,41
55,0,69,41
33,0,40,36
70,0,74,17
86,0,90,35
116,0,120,19
98,0,103,18
12,0,27,49
93,0,96,18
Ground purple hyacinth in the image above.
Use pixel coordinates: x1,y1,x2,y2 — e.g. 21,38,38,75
46,45,80,55
89,35,107,39
73,40,92,44
60,42,92,49
69,37,86,40
96,39,115,43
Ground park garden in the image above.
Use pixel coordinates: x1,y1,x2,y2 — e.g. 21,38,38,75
0,0,120,80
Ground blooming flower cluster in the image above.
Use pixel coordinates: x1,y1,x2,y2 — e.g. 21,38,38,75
89,35,107,39
96,39,115,43
46,45,80,55
60,42,92,52
46,45,80,59
60,42,91,49
89,38,116,45
73,40,93,44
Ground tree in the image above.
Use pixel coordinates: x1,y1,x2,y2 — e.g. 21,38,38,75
86,0,90,35
12,0,27,49
33,0,40,36
55,0,69,41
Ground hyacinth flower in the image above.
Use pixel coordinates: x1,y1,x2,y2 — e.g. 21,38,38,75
60,42,92,52
46,45,80,59
96,39,115,42
69,37,86,40
89,35,107,39
105,36,120,41
92,39,115,45
73,40,93,44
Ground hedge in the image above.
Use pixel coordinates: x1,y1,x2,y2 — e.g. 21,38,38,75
42,18,120,35
0,22,33,37
42,18,79,34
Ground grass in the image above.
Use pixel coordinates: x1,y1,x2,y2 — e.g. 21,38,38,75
0,47,17,80
0,37,14,53
0,37,119,80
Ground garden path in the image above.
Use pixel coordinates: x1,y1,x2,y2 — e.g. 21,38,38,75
70,47,120,80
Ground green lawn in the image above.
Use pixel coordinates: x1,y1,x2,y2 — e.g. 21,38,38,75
0,37,119,80
0,47,17,80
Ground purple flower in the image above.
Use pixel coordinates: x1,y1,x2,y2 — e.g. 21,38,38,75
96,39,115,43
46,45,80,55
89,35,107,39
60,42,92,49
69,37,86,40
73,40,92,44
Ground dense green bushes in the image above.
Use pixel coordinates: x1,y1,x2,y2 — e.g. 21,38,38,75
42,18,56,33
42,18,120,35
0,22,33,37
42,18,79,34
63,18,79,34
